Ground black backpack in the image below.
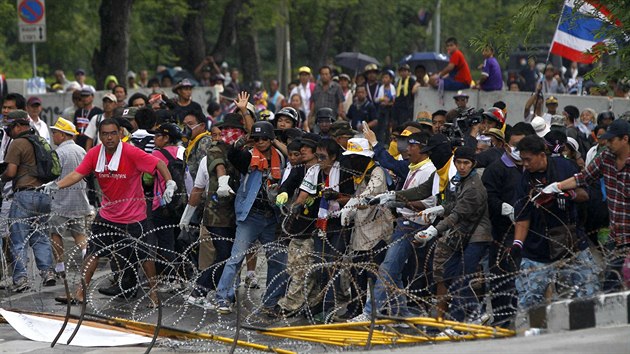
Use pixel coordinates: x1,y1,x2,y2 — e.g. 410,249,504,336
17,133,61,183
157,148,187,218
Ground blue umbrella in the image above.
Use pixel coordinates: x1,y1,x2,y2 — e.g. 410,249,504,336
399,52,449,74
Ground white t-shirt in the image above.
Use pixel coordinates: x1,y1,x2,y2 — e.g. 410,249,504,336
31,118,50,143
398,160,436,222
290,83,312,117
194,156,209,189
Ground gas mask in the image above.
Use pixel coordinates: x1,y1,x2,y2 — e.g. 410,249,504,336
182,123,203,140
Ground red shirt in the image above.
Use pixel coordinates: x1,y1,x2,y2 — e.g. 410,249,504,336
76,143,160,223
450,49,472,85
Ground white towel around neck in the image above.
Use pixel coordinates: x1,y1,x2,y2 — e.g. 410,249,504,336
95,142,123,173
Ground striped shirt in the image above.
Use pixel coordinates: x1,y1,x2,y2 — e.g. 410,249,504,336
575,150,630,246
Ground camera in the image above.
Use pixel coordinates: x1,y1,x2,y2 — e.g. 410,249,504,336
444,107,483,146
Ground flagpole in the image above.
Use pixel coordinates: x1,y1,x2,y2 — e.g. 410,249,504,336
545,1,567,67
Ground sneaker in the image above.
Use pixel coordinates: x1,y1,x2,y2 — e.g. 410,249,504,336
185,295,216,310
244,273,260,289
348,313,371,323
0,278,14,289
42,271,56,287
156,283,172,293
13,278,30,293
216,299,233,314
436,328,461,338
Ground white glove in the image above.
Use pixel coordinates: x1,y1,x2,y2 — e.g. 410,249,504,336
340,198,359,226
542,182,563,194
368,191,396,205
216,175,235,197
420,205,444,224
501,202,515,222
414,225,438,245
42,181,59,195
178,205,197,231
162,180,177,204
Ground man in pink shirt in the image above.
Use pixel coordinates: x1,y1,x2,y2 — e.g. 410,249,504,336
45,118,176,306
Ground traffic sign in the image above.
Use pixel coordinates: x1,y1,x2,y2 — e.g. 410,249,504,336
17,0,46,43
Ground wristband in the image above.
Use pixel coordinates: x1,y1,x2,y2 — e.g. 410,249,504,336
513,239,523,249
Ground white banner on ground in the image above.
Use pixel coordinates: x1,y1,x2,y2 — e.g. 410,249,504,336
0,308,152,347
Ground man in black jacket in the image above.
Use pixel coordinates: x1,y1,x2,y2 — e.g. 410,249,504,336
481,122,534,328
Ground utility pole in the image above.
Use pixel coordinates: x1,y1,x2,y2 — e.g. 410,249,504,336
434,0,441,52
275,0,291,94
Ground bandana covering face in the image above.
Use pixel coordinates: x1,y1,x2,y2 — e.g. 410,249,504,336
221,127,245,145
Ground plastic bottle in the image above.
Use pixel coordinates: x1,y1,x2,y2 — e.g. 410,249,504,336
524,328,546,337
37,77,46,94
26,78,35,95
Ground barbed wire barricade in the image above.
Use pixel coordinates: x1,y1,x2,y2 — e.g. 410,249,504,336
0,171,624,352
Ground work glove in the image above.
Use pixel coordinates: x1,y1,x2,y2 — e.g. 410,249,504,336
178,205,197,231
340,198,360,227
420,205,445,224
275,192,289,207
413,225,438,246
542,182,563,194
216,175,235,197
322,189,339,201
501,202,515,222
505,239,523,272
290,203,305,216
42,181,59,195
162,180,178,204
368,191,396,205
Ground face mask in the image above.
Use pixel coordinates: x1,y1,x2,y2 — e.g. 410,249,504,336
182,126,193,140
183,123,203,139
396,138,409,153
509,145,522,162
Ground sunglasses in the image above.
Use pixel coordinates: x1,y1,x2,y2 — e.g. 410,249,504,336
407,139,425,146
316,153,329,161
253,137,270,142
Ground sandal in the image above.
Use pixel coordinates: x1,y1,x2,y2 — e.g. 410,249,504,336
54,295,83,305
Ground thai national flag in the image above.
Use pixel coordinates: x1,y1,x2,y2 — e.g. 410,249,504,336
550,0,619,63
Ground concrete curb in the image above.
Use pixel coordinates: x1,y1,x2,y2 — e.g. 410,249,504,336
527,290,630,332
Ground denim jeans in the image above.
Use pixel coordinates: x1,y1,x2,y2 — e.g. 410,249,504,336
442,241,490,322
215,210,287,307
363,220,425,317
602,241,630,292
193,226,235,297
9,190,53,282
516,248,600,309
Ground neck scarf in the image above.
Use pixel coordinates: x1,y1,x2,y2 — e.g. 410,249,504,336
396,76,409,97
185,131,211,162
95,142,123,173
436,156,453,192
353,160,375,185
408,157,430,172
250,147,282,181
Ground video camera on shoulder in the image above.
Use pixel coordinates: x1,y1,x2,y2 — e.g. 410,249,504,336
444,107,483,147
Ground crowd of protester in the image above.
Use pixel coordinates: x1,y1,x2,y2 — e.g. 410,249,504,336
0,37,628,331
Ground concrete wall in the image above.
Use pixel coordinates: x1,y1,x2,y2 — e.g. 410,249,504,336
413,87,630,126
8,84,630,127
